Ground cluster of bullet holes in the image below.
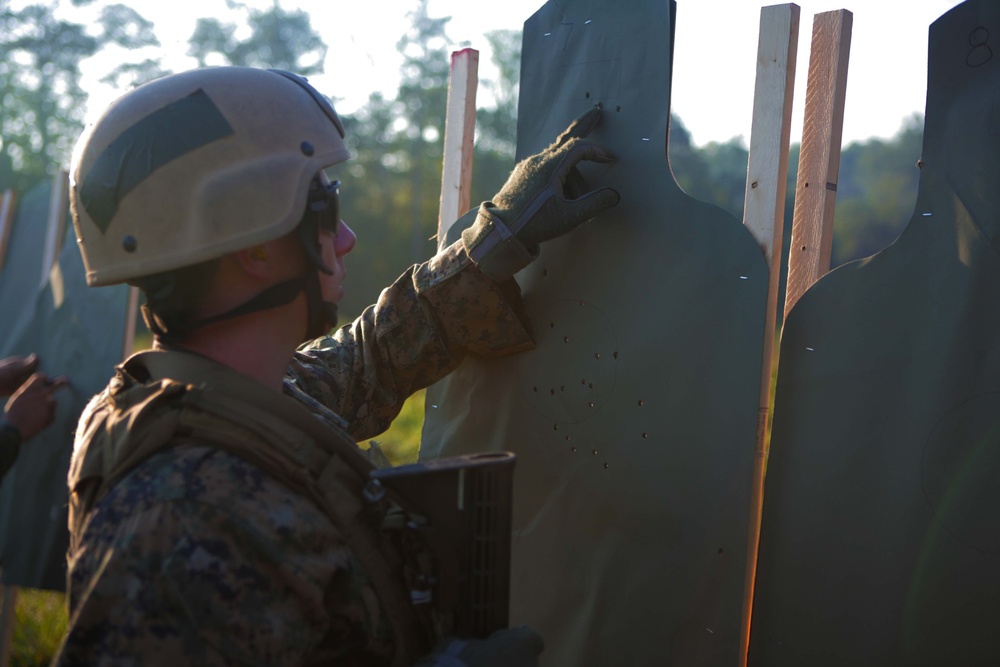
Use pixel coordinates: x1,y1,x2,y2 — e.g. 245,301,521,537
582,91,623,113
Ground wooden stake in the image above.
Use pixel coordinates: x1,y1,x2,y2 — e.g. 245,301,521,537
739,5,799,665
40,171,70,289
0,190,18,273
437,48,479,251
784,10,853,319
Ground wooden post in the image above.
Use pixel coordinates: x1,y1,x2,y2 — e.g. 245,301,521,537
783,10,853,318
739,5,799,665
40,171,70,289
437,48,479,251
0,190,17,273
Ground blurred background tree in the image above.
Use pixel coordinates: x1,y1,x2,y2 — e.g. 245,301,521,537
187,1,326,73
0,0,158,192
0,0,926,316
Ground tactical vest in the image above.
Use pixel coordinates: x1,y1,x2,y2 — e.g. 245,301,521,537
68,350,436,666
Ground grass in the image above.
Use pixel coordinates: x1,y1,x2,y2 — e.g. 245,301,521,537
4,587,67,666
363,388,425,465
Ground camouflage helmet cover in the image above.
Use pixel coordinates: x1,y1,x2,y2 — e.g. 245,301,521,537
70,66,350,286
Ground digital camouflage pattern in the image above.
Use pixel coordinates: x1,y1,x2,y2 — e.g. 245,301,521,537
291,241,535,441
55,240,533,666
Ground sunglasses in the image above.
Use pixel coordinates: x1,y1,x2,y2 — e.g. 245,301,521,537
307,177,341,233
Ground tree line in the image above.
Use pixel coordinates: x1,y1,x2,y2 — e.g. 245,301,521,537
1,0,924,321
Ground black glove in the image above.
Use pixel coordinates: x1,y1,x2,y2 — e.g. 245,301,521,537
463,106,620,281
416,626,544,667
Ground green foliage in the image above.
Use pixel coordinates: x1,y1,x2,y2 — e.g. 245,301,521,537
0,1,158,191
831,115,923,265
336,0,460,317
475,29,520,158
669,114,923,268
187,2,326,74
670,117,750,218
366,389,426,465
8,588,67,667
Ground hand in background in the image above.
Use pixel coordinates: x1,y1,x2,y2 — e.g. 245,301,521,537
5,373,70,441
0,354,40,396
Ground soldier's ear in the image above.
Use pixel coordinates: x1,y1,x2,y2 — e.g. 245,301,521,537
235,245,273,279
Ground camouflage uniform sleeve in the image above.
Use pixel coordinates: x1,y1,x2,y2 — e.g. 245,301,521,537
56,448,393,666
292,240,535,440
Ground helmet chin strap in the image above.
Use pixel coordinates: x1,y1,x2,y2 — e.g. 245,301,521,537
145,175,342,344
302,268,338,340
143,271,337,344
143,276,312,343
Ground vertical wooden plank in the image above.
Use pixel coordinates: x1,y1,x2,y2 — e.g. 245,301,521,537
783,10,853,319
437,48,480,251
40,171,69,289
742,4,799,267
739,5,800,665
0,190,18,273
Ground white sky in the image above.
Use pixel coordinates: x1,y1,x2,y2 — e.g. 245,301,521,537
76,0,963,147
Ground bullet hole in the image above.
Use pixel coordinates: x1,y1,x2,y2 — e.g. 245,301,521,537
571,447,577,453
638,400,644,406
642,432,649,439
553,424,559,431
591,449,598,455
718,548,724,555
588,401,595,407
613,351,619,359
603,462,609,469
550,388,556,396
564,336,570,343
300,141,315,156
533,386,538,392
585,91,591,98
616,105,622,112
751,181,758,189
565,435,572,441
594,352,601,360
122,235,138,253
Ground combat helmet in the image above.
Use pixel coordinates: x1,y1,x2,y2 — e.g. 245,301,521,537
70,66,349,338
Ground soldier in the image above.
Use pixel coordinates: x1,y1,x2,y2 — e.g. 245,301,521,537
54,67,618,666
0,354,68,481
